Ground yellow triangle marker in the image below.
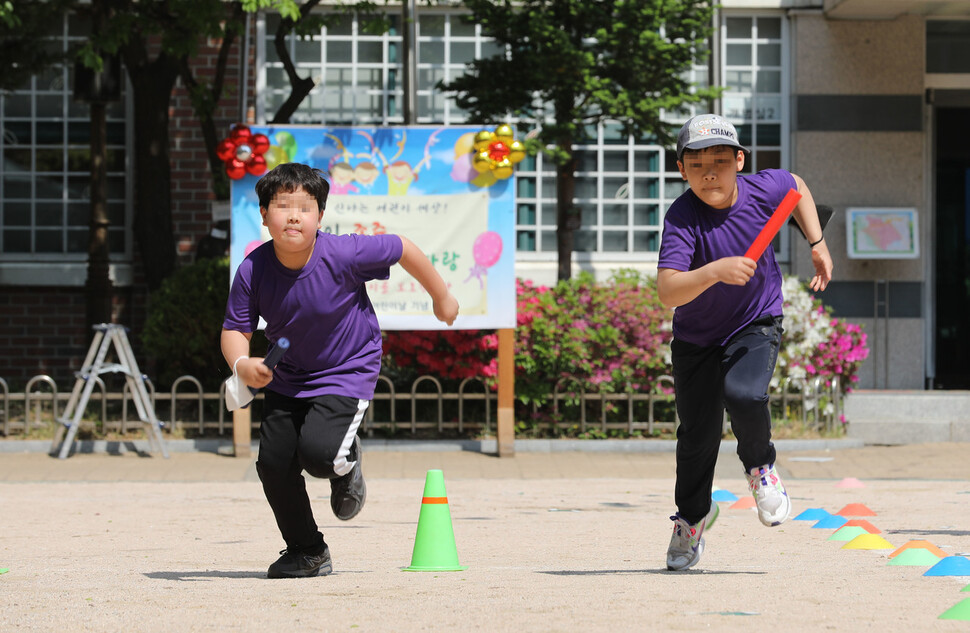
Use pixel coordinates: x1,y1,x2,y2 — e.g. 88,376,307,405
842,534,894,550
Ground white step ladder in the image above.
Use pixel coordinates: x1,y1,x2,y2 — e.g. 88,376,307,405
51,323,169,460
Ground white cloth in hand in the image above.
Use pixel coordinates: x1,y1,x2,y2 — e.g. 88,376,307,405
224,356,254,411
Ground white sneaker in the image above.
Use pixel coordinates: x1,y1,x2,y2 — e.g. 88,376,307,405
666,503,719,571
746,463,792,527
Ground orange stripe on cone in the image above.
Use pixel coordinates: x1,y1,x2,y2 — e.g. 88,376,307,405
422,496,448,504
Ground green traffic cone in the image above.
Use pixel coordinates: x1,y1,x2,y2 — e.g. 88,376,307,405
403,470,467,572
939,598,970,620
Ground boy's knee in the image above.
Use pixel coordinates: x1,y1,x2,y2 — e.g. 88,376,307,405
723,387,768,414
299,444,339,479
255,456,289,484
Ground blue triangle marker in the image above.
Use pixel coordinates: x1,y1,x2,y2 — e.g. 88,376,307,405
924,556,970,577
712,489,739,502
812,515,848,529
794,508,830,521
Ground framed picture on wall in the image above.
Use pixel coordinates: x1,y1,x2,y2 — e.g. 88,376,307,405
846,207,919,259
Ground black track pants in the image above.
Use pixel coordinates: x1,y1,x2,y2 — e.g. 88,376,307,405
671,316,783,524
256,391,368,551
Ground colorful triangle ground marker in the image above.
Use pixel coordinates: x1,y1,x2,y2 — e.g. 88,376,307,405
794,508,830,521
889,540,948,559
939,598,970,621
730,497,756,509
963,583,970,592
842,534,894,550
887,548,941,566
828,526,869,542
843,519,880,534
924,556,970,576
835,477,865,488
836,503,876,517
712,489,739,502
812,515,848,529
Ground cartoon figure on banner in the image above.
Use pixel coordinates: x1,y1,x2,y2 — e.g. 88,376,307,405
329,162,359,194
324,134,361,194
466,231,503,289
217,125,271,179
383,129,443,195
355,130,388,193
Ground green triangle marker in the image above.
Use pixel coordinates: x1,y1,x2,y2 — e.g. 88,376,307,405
887,548,941,566
962,583,970,592
939,598,970,621
0,568,8,575
828,526,868,542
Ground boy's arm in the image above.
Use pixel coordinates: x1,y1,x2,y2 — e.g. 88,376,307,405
221,328,273,388
657,259,758,308
397,235,459,325
790,173,834,292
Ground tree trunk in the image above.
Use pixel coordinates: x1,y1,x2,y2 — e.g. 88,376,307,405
555,146,578,281
124,53,180,290
86,99,112,329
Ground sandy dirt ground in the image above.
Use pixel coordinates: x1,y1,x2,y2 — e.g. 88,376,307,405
1,449,969,632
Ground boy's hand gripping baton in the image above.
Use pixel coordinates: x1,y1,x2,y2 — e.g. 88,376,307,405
744,188,802,260
247,338,290,397
224,337,290,411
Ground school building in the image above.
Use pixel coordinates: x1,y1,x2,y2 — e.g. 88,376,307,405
1,0,968,393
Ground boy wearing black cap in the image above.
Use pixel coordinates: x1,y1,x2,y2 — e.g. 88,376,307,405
658,114,833,571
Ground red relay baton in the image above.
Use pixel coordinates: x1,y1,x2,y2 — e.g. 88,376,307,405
744,188,802,260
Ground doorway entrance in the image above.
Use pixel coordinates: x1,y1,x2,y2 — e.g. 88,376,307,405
933,107,970,388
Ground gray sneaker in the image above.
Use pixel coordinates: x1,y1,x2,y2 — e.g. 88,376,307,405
330,435,366,520
666,502,719,571
745,463,792,527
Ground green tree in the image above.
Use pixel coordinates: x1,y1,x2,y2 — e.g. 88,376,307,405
0,1,74,91
3,0,385,289
440,0,720,280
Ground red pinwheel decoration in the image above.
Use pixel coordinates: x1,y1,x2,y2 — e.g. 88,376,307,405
217,124,270,180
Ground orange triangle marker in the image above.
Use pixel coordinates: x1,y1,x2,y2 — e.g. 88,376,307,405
843,519,880,534
889,540,948,559
836,477,865,488
836,503,876,517
730,497,756,509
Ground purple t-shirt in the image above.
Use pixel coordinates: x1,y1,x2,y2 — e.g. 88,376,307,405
657,169,794,347
223,231,403,400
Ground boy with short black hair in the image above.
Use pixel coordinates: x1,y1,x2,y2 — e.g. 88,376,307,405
657,114,833,571
222,162,458,579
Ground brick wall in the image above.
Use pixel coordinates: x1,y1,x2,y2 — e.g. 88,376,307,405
0,25,256,392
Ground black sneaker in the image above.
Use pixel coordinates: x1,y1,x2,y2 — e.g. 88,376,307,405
330,435,366,520
267,543,332,579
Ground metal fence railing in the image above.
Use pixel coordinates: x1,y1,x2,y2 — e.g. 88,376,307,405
0,373,843,439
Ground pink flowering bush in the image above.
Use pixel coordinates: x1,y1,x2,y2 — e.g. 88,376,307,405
513,270,672,405
382,272,868,434
381,330,498,384
774,276,869,395
382,270,673,404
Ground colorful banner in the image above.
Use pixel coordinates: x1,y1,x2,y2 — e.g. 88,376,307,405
229,125,517,330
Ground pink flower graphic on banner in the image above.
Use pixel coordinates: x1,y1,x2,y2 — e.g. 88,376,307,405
466,231,503,288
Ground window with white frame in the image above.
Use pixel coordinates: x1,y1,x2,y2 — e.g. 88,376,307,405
0,17,130,263
256,9,788,258
719,13,789,260
720,14,786,173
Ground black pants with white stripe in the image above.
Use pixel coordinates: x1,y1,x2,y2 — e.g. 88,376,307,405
257,391,368,551
671,315,784,525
